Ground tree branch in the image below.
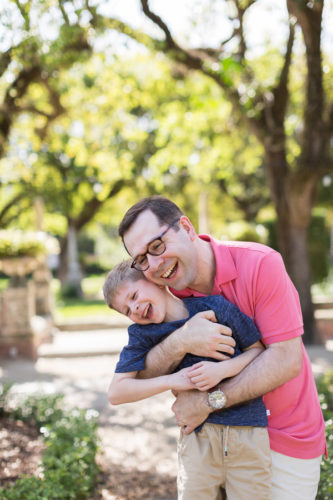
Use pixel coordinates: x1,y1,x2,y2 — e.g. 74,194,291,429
58,0,70,25
140,0,178,50
0,49,12,78
13,0,30,31
287,0,324,166
266,21,295,130
75,179,129,230
233,0,257,60
0,193,32,228
0,65,42,157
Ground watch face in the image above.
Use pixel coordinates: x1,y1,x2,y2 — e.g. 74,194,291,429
208,390,226,409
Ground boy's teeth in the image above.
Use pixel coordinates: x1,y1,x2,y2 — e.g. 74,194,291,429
162,263,176,278
144,304,150,318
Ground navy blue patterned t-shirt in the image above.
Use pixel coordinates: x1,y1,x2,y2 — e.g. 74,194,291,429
116,295,267,428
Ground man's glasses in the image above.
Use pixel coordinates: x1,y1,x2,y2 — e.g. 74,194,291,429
131,218,180,271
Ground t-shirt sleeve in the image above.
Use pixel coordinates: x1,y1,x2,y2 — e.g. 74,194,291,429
210,296,261,350
207,295,261,350
115,324,154,373
253,251,303,344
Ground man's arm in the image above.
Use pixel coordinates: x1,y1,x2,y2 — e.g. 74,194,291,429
187,340,265,391
172,336,303,434
137,310,236,379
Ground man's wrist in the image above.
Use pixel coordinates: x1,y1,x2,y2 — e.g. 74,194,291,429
206,389,227,411
202,390,215,414
174,324,189,357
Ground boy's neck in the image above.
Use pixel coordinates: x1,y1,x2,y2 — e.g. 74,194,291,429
165,293,189,322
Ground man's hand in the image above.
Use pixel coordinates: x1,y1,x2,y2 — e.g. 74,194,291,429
172,389,211,435
179,310,235,360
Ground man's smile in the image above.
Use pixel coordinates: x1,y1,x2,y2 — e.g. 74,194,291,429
161,262,178,279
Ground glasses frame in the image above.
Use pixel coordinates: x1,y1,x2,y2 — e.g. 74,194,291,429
131,218,180,271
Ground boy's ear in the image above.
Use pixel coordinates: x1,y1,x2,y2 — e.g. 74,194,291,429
179,216,196,240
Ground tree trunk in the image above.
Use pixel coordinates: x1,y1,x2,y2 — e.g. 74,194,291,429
58,223,83,298
264,146,319,344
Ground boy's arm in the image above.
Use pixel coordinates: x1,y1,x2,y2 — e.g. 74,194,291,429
108,369,195,405
188,341,264,391
137,310,236,379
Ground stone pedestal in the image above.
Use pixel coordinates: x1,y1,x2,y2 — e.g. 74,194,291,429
0,257,54,359
33,262,54,317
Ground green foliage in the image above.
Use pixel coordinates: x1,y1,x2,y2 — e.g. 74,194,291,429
263,214,330,283
316,371,333,500
0,388,99,500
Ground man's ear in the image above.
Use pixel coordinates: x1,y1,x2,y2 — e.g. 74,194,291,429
179,216,196,240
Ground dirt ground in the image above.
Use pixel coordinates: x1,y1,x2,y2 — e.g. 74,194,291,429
0,355,179,499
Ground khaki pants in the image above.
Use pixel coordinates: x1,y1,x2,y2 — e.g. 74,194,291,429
177,424,272,500
271,450,322,500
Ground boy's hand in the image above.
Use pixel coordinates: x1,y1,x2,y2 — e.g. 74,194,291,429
179,311,235,360
188,361,225,391
169,368,196,392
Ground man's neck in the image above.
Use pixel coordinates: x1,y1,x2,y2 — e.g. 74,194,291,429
189,237,216,295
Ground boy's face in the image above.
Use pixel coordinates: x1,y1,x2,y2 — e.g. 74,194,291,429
123,210,198,291
112,278,169,325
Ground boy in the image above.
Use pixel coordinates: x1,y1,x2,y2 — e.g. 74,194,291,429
104,260,271,499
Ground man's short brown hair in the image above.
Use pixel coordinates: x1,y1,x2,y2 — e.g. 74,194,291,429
118,196,184,241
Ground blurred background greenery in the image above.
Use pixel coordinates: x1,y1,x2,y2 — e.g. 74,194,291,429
0,0,332,343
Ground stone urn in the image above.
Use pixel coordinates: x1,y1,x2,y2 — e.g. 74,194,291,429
0,255,52,359
0,256,42,286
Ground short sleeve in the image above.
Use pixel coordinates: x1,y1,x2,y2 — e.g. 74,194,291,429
253,252,303,344
115,325,153,373
203,295,261,350
223,302,261,349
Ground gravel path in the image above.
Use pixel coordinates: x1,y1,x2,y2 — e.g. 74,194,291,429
0,355,179,499
1,340,332,499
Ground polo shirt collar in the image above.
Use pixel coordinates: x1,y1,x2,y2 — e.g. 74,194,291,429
199,234,238,288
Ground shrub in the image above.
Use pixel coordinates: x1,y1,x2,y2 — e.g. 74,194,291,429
0,387,99,500
0,230,59,259
316,371,333,500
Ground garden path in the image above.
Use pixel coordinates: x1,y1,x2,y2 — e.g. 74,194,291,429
0,329,332,499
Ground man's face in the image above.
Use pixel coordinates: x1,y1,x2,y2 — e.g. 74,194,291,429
123,210,198,290
112,278,168,325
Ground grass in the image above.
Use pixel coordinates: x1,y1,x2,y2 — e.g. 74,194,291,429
52,275,122,322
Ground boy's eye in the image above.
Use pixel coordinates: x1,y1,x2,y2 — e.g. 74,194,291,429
131,292,137,300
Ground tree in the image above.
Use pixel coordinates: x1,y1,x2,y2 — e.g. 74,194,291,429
102,0,333,342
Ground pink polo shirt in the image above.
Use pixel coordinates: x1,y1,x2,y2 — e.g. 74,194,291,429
174,236,326,459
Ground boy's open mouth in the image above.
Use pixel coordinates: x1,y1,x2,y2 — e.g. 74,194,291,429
143,303,152,319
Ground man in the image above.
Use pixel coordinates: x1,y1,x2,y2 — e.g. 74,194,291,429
118,196,326,500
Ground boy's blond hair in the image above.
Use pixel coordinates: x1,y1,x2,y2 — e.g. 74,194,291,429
103,260,145,310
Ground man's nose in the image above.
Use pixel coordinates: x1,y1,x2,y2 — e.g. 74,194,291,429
147,253,164,270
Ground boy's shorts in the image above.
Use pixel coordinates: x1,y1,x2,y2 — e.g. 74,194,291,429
177,423,272,500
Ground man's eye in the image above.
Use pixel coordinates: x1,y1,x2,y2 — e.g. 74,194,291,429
137,255,148,266
131,292,137,300
149,240,163,253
